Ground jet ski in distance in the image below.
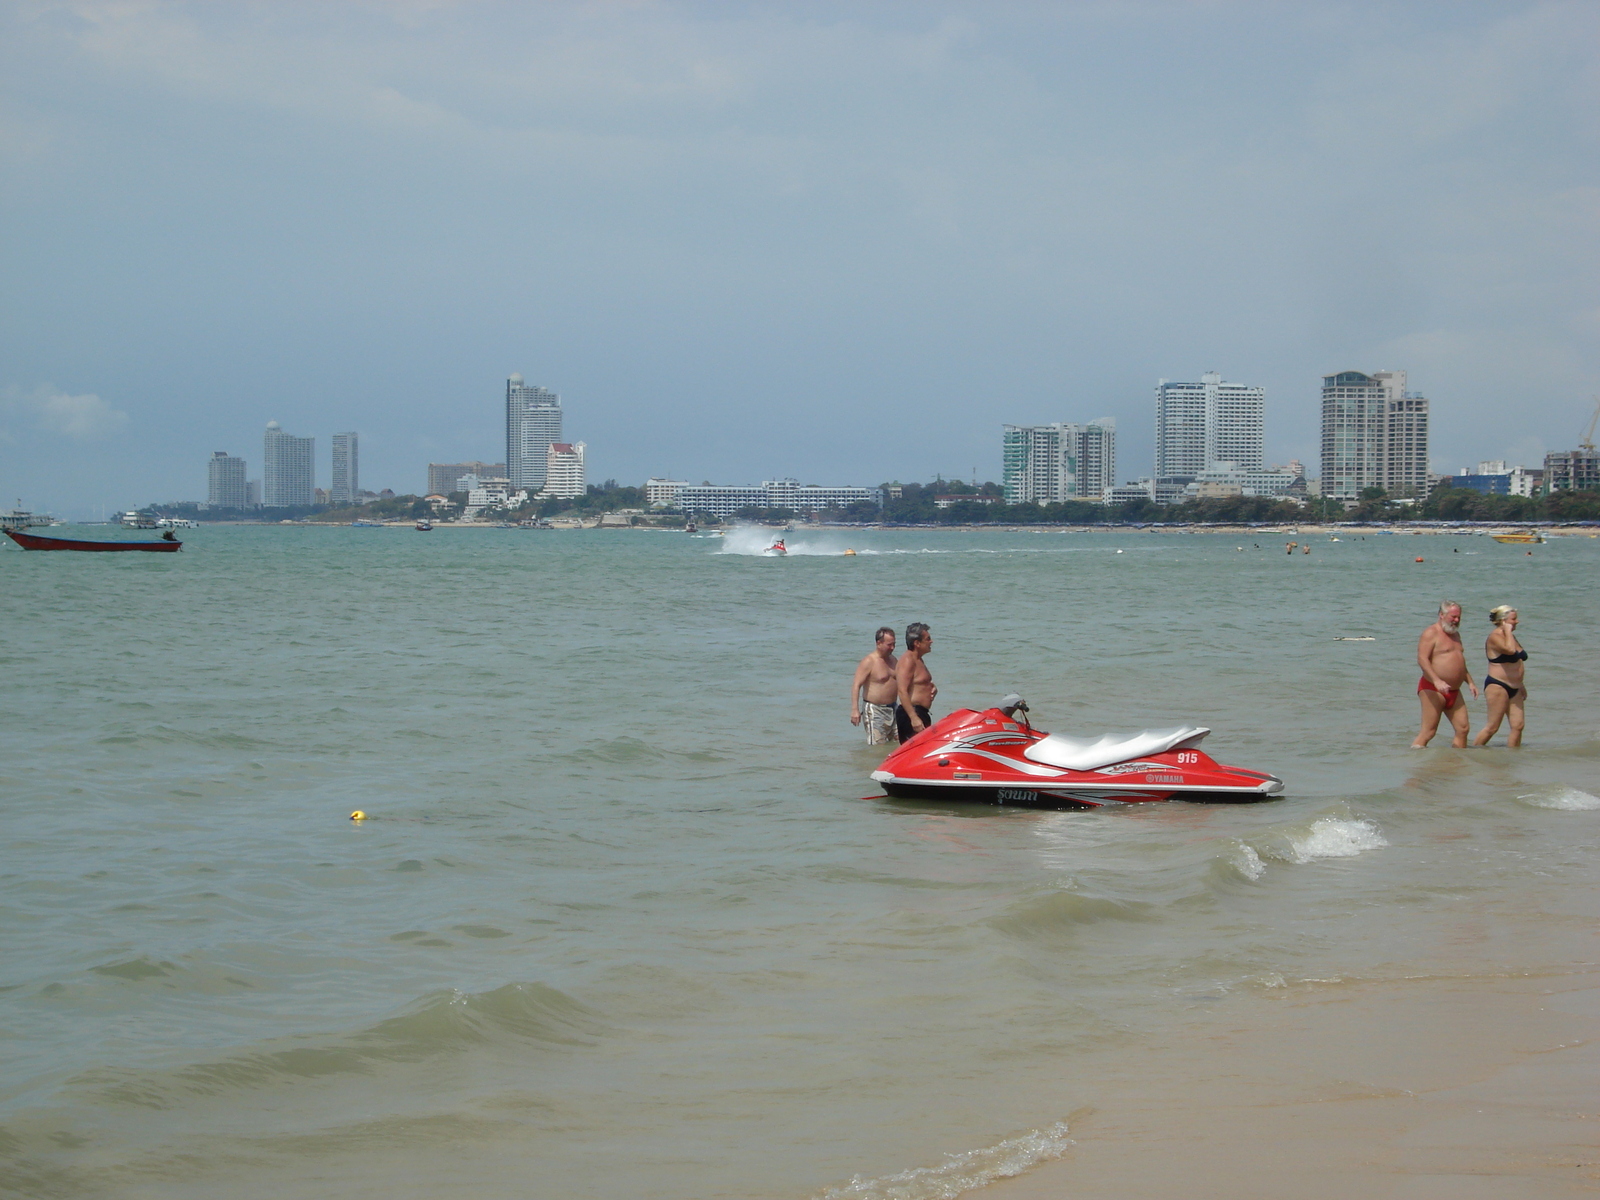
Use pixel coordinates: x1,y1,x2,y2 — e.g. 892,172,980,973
765,538,787,556
871,695,1283,809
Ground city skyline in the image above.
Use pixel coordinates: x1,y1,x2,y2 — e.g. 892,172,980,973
3,5,1596,517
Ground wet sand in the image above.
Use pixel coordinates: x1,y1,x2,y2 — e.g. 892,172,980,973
988,967,1600,1199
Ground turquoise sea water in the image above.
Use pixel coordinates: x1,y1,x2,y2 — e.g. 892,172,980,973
2,525,1597,1198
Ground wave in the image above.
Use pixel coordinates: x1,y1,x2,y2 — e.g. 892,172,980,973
989,890,1153,943
1230,842,1267,881
72,982,603,1110
1516,785,1600,811
813,1120,1073,1200
1261,816,1387,864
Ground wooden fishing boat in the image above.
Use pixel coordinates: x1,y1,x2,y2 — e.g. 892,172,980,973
1489,531,1544,544
3,528,182,552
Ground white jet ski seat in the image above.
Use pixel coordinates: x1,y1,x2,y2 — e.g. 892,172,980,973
1022,726,1210,773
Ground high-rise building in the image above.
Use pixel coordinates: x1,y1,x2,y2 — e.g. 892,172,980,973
505,374,563,491
544,441,587,499
331,432,358,507
1002,420,1116,504
263,421,315,508
427,461,506,496
1154,372,1264,482
1319,370,1431,502
207,451,248,509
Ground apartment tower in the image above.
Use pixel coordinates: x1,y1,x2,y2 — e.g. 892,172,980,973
207,451,249,509
1319,370,1430,502
331,432,359,507
262,422,315,508
505,374,563,491
1002,420,1117,504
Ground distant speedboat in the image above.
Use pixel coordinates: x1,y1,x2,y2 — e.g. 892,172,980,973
1490,531,1543,544
415,519,434,532
351,520,384,528
5,528,181,552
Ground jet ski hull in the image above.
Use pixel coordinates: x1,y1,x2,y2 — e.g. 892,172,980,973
871,707,1283,810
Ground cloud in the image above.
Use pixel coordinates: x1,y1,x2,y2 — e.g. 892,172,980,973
2,384,129,439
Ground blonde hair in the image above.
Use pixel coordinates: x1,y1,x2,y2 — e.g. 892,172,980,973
1489,604,1516,625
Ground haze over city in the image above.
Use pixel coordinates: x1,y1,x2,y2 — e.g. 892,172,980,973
2,1,1597,517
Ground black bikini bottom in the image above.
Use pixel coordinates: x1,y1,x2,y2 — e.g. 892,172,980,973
1484,676,1521,700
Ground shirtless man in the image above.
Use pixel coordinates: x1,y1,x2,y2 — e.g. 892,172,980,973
1412,600,1479,748
893,622,938,743
850,627,899,745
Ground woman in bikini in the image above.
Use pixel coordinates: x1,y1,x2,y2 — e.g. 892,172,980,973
1473,605,1527,748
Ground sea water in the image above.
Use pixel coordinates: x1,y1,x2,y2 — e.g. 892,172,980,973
1,526,1596,1198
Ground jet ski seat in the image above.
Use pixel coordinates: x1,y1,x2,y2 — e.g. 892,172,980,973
1022,726,1211,773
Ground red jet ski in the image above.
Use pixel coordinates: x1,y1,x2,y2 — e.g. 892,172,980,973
871,696,1283,808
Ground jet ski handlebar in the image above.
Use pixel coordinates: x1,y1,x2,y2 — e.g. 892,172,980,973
998,693,1030,719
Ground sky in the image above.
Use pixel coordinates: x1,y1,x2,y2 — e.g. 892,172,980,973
2,0,1597,515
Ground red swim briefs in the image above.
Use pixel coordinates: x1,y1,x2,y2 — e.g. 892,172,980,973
1417,677,1461,706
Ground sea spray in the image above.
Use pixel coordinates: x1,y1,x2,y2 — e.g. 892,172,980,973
814,1121,1074,1200
1516,786,1600,811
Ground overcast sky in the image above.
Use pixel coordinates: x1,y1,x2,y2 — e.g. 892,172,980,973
2,1,1597,514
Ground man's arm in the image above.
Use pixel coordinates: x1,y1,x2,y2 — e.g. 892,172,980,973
850,658,870,725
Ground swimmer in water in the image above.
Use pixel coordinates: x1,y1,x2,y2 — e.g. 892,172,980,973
1473,605,1527,748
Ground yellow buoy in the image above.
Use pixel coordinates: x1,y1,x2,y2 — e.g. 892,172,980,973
350,810,367,821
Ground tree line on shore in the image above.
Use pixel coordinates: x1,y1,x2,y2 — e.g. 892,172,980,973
143,477,1600,526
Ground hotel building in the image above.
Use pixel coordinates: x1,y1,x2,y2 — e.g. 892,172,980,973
544,442,587,499
1154,372,1264,482
674,480,883,518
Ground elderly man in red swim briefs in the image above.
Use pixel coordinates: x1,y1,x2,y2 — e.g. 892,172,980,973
1412,599,1479,748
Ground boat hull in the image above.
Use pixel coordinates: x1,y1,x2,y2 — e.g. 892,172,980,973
4,528,181,552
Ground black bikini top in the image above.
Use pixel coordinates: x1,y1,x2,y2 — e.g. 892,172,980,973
1488,649,1528,664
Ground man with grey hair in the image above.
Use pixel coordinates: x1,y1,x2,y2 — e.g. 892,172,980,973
1412,599,1478,748
893,622,938,743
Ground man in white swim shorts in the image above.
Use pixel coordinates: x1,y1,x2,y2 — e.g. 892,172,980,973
850,627,900,746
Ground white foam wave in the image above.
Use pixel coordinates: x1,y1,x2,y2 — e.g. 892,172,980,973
814,1122,1072,1200
1276,817,1387,864
1516,786,1600,811
1231,842,1266,881
716,525,870,557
